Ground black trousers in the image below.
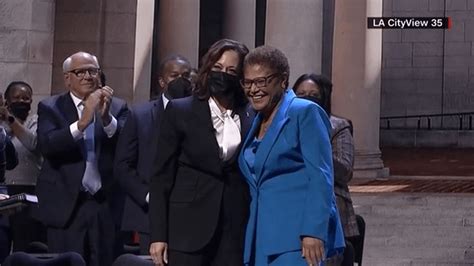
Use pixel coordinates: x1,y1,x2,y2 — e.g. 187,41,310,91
9,206,46,252
168,225,243,266
47,192,115,266
0,216,10,264
168,177,247,266
139,232,151,255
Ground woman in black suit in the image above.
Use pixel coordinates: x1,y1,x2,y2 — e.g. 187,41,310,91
149,39,253,266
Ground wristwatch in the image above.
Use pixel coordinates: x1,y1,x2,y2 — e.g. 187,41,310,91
7,115,15,124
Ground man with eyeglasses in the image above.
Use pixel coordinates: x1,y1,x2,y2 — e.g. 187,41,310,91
114,54,192,255
33,51,128,266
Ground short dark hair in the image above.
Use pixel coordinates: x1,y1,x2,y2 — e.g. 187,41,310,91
194,39,249,102
293,73,332,115
243,45,290,87
158,54,191,77
100,72,106,86
5,81,33,101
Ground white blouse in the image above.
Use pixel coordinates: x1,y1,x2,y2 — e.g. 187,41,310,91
208,97,241,161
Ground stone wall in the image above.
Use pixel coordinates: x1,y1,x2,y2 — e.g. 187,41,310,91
0,0,55,112
52,0,137,102
381,0,474,145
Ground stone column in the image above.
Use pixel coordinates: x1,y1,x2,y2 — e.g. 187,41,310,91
0,0,55,112
332,0,389,179
223,0,256,49
133,0,155,103
53,0,137,102
157,0,200,68
265,0,323,86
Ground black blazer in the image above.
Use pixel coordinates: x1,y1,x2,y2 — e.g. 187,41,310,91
149,95,254,252
114,97,164,233
33,92,128,228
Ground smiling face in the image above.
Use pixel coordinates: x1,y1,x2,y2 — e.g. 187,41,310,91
243,63,287,116
63,53,101,99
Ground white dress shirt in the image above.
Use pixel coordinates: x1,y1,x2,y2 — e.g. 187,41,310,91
162,93,170,109
69,92,117,140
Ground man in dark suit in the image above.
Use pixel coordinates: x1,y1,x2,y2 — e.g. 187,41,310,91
33,51,128,266
114,54,192,254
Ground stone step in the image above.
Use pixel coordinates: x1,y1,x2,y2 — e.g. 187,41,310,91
364,234,474,249
361,216,472,227
364,225,474,240
364,246,470,261
350,192,474,266
355,204,474,220
364,257,474,266
352,193,474,209
410,259,474,266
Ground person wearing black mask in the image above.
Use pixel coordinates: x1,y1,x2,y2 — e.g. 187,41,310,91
0,81,41,186
149,39,254,266
114,54,192,255
157,55,193,101
293,73,359,266
0,81,45,253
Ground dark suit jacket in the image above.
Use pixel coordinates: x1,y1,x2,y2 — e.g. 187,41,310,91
114,98,164,233
33,92,128,228
0,129,19,182
149,95,254,252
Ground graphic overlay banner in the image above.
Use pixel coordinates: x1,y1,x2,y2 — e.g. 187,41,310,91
367,17,450,29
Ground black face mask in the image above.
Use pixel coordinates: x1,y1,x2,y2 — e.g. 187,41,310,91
166,77,192,99
207,71,240,97
9,102,31,121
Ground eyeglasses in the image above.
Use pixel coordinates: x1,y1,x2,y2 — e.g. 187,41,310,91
240,73,279,89
68,68,101,79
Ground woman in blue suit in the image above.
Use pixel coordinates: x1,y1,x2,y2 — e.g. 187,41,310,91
238,46,345,266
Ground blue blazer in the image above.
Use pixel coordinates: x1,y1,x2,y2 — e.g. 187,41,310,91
238,90,345,262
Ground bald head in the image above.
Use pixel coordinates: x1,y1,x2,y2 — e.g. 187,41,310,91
63,51,101,99
63,52,100,73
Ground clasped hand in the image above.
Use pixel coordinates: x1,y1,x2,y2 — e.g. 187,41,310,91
78,86,114,131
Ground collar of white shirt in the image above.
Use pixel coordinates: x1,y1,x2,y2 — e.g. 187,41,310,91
70,92,83,114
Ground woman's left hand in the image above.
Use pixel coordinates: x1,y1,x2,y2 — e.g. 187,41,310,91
0,194,9,200
301,236,324,266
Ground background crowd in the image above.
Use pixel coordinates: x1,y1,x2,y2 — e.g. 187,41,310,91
0,38,360,266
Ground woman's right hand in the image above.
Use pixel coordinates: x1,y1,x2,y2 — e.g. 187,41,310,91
150,242,168,266
301,236,325,266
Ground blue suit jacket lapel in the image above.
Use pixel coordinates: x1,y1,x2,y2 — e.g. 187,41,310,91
236,104,254,140
254,90,294,186
239,113,261,189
